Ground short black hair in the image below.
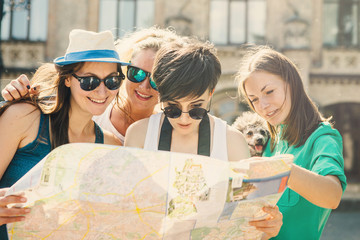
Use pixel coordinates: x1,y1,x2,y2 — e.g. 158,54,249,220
153,39,221,102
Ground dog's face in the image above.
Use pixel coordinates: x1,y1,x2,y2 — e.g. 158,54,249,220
241,125,269,157
232,112,270,157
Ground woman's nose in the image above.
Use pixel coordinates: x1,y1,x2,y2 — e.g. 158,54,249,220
139,77,151,89
94,82,107,95
259,98,270,109
179,110,191,121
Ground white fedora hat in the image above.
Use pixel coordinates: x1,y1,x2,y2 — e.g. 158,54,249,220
53,29,129,66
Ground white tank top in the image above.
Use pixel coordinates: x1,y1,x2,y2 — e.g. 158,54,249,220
92,101,125,144
144,113,228,162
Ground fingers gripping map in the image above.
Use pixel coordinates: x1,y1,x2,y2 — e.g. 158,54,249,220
5,143,293,240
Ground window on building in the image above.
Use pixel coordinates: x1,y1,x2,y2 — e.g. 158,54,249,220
1,0,49,41
323,0,360,47
209,0,266,45
99,0,155,38
210,89,250,124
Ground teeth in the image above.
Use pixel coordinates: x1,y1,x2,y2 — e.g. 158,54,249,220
89,98,106,103
267,110,276,117
136,91,151,98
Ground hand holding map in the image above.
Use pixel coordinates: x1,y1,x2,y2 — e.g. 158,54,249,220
5,143,293,240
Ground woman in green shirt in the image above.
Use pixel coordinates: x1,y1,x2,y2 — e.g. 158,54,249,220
237,46,347,240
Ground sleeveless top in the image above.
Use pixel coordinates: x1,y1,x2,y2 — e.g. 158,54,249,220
0,113,104,240
0,113,51,188
0,113,104,188
92,100,125,144
144,113,228,162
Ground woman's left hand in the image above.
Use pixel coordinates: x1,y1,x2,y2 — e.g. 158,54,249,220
248,205,283,240
0,188,30,226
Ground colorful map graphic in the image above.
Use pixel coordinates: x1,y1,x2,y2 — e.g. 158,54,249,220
5,143,293,240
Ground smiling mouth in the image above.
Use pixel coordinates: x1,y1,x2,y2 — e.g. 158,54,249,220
266,109,278,118
88,97,107,104
136,90,152,99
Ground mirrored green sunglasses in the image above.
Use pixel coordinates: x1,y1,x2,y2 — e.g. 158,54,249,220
126,65,158,91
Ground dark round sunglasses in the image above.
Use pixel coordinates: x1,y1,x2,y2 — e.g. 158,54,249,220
72,73,124,91
127,65,158,90
162,105,209,120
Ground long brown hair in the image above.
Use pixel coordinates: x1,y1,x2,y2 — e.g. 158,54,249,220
0,63,83,148
237,46,329,151
0,62,123,149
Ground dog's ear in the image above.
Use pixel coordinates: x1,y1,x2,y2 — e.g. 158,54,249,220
264,128,270,145
231,116,246,132
232,111,262,132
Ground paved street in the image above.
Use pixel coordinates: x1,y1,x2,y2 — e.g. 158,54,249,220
321,183,360,240
321,210,360,240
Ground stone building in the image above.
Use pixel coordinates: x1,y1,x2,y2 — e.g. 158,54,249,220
1,0,359,180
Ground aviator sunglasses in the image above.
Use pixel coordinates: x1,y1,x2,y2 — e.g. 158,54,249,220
162,105,209,120
72,73,124,91
127,65,158,90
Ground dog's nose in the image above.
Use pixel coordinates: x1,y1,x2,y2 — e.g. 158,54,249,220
255,138,263,145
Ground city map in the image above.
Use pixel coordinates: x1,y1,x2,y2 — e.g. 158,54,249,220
5,143,293,240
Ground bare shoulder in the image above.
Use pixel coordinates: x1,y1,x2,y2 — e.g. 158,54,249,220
226,125,250,162
0,102,40,128
227,125,246,142
1,102,39,118
0,102,41,149
103,129,122,146
124,117,150,148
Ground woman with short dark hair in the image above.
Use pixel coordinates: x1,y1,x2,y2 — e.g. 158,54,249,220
125,40,283,240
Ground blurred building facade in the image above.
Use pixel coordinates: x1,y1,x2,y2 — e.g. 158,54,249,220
1,0,359,180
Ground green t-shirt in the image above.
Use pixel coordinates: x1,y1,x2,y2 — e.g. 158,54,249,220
264,122,347,240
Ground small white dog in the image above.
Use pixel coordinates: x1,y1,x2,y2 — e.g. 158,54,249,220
232,111,270,157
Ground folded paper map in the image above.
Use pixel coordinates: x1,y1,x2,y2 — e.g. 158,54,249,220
6,143,293,240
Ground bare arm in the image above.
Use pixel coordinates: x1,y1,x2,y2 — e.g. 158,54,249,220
124,118,149,148
0,104,38,225
0,103,40,178
103,129,122,146
227,126,251,162
288,165,343,209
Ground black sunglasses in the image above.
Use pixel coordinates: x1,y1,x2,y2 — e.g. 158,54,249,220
127,65,158,90
162,105,209,120
72,73,124,91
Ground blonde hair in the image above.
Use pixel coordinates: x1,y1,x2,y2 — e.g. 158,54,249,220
114,26,183,122
115,26,181,62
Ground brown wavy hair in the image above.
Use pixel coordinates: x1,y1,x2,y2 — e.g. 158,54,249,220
0,62,123,149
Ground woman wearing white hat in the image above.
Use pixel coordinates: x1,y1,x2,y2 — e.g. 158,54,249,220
0,29,127,238
2,27,183,145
